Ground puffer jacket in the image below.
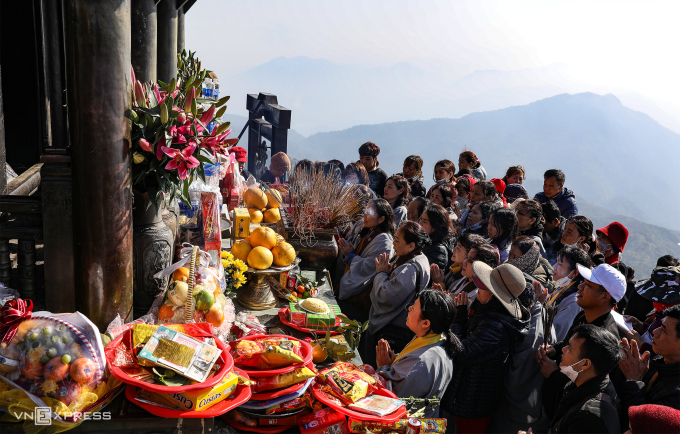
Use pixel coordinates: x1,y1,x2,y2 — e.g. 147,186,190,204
422,243,448,270
441,297,528,418
534,188,578,218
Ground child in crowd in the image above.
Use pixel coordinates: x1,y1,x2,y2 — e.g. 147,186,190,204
358,142,387,198
398,155,427,198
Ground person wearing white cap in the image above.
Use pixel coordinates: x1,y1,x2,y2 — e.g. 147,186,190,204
536,263,628,421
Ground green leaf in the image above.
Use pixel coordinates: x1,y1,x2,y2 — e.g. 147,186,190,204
158,80,168,87
216,96,230,107
361,320,370,333
196,154,213,165
185,75,195,91
137,106,160,117
126,109,139,123
216,106,227,119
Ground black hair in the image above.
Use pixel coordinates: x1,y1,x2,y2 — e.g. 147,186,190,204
409,197,429,221
457,232,487,252
422,203,453,244
474,181,498,202
572,324,622,376
342,162,369,186
295,159,314,173
566,215,598,257
322,162,342,180
663,305,680,339
403,155,424,175
328,159,345,172
431,183,454,208
417,289,463,358
455,168,474,178
544,169,566,185
473,200,499,222
557,246,593,270
366,198,395,236
657,255,680,267
542,200,562,224
471,244,499,268
358,142,380,158
386,175,411,208
489,208,518,246
456,176,471,195
516,199,545,234
398,221,431,250
512,235,537,255
433,160,456,183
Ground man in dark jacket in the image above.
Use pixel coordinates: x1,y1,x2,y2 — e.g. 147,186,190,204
534,169,578,218
619,304,680,414
358,142,387,198
541,200,566,265
442,263,528,433
536,264,627,419
523,325,622,433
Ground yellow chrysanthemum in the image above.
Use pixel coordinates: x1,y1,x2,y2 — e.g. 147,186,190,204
27,347,46,363
70,343,85,358
41,379,59,394
222,259,228,268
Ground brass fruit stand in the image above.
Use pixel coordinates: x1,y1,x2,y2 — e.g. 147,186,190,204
237,258,300,310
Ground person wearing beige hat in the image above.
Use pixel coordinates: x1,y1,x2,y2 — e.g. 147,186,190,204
440,262,527,433
261,151,291,184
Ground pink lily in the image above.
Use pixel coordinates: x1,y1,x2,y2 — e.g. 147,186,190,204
138,138,152,152
168,126,188,145
161,142,199,180
131,66,136,85
200,105,215,125
154,85,163,105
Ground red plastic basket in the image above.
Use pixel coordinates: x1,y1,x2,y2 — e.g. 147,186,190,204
310,382,407,422
229,334,313,377
106,326,233,393
125,369,252,418
278,308,342,335
222,417,289,433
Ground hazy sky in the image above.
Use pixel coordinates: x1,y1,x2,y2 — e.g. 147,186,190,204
186,0,680,119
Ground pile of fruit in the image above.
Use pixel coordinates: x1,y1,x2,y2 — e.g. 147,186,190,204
157,266,229,327
231,226,297,270
243,186,283,224
294,273,318,299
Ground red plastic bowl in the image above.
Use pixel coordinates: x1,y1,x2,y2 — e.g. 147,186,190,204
229,334,313,377
125,369,252,418
222,417,289,433
310,382,407,422
278,308,342,335
106,328,233,393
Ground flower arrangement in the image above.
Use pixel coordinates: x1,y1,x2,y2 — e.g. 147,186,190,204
127,50,238,207
220,250,248,293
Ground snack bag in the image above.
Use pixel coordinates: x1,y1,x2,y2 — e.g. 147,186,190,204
318,362,377,386
252,366,315,393
265,392,313,415
231,338,303,369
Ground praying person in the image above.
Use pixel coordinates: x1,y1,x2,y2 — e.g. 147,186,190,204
376,289,460,417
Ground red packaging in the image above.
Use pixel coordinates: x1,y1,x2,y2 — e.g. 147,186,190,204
228,187,240,212
286,274,298,291
201,191,222,259
259,409,311,426
299,408,349,434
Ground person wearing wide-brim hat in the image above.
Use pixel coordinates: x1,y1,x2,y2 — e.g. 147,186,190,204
444,263,527,432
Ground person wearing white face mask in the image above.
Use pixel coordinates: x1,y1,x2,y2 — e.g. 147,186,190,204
538,246,594,342
520,325,622,434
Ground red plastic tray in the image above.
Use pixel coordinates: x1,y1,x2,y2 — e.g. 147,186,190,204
125,369,252,418
107,327,233,393
278,308,343,335
229,334,313,377
310,382,407,422
222,417,289,433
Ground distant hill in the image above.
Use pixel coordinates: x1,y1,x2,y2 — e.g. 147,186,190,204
287,93,680,232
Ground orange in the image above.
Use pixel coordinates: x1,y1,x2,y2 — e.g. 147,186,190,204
244,187,268,209
271,242,296,266
247,246,274,270
311,341,328,363
231,240,252,263
205,307,225,327
265,189,282,208
158,304,175,322
248,208,263,223
263,208,281,223
173,267,190,282
250,226,277,249
275,234,285,246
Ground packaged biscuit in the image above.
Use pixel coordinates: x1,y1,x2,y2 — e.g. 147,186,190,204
252,366,315,393
348,418,446,434
265,393,312,415
136,371,238,412
231,338,303,369
347,395,403,416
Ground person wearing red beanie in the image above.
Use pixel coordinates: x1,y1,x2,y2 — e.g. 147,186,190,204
596,222,629,266
228,146,253,180
629,404,680,433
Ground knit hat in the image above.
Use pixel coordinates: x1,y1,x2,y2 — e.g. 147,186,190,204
629,404,680,434
472,262,527,318
507,242,541,275
596,222,629,253
228,146,247,163
270,152,291,173
504,184,529,203
490,178,506,195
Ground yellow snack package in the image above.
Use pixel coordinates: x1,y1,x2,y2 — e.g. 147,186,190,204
253,366,316,393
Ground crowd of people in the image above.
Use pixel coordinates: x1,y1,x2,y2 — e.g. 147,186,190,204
235,142,680,434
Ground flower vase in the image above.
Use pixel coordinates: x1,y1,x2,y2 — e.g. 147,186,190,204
133,189,174,319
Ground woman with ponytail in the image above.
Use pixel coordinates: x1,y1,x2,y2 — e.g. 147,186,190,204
375,289,460,417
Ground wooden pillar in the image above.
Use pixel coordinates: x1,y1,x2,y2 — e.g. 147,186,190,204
157,0,177,83
177,6,185,55
131,0,157,83
64,0,133,330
